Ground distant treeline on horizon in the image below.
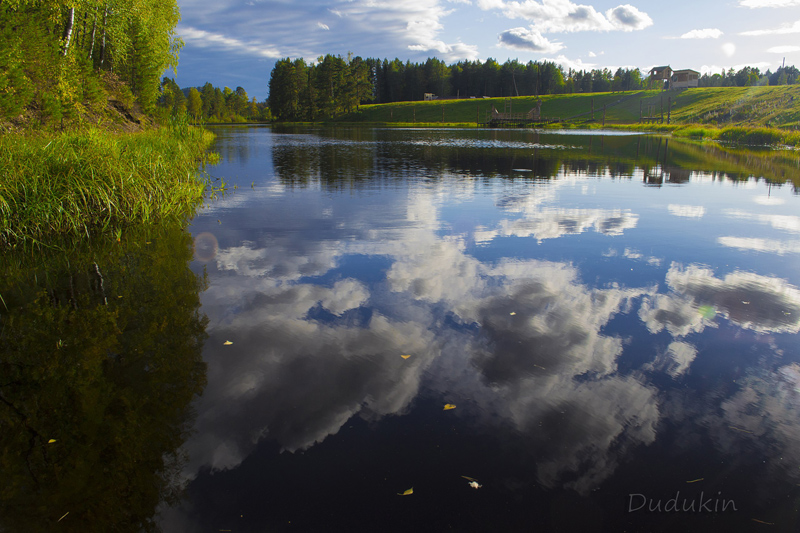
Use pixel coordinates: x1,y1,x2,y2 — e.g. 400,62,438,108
266,54,800,121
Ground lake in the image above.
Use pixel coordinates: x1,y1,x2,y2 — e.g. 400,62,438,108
2,126,800,532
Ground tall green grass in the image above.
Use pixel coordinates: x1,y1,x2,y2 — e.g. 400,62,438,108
0,118,216,247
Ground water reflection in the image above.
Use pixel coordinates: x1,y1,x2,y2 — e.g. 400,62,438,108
172,126,800,531
0,225,208,532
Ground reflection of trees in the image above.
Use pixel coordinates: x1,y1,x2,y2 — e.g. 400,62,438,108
271,128,800,192
0,224,208,532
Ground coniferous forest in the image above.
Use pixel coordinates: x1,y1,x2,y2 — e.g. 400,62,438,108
267,54,800,121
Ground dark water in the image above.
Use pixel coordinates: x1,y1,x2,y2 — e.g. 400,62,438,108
2,126,800,532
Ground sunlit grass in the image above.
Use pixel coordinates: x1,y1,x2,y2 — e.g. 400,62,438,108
0,118,217,247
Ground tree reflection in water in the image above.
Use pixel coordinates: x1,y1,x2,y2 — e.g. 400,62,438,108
0,224,208,532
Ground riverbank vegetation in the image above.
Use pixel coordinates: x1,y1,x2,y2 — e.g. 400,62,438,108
1,0,182,127
0,118,216,248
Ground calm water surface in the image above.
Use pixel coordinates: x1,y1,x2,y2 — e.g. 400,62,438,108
2,126,800,532
165,126,800,532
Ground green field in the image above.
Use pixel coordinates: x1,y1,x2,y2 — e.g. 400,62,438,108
338,86,800,132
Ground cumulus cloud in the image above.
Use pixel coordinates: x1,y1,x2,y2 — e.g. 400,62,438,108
474,208,639,244
680,28,723,39
605,4,652,31
479,0,652,33
498,26,565,52
642,263,800,336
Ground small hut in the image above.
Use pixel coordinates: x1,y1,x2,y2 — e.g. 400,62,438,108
670,69,700,89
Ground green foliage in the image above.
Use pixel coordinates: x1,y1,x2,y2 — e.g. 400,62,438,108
269,54,375,121
163,80,265,123
267,54,652,121
0,0,182,123
0,124,217,246
39,91,63,125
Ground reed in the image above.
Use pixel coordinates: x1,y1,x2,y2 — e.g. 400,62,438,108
0,117,216,247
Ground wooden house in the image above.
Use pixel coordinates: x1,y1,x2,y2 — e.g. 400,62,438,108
670,69,700,89
649,66,673,88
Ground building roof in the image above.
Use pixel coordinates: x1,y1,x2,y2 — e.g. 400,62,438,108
672,69,700,74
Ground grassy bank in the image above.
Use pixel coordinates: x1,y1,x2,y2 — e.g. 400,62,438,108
330,86,800,145
0,119,217,247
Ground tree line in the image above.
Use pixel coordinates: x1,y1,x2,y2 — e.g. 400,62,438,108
1,0,182,124
697,65,799,87
158,78,268,122
268,55,800,121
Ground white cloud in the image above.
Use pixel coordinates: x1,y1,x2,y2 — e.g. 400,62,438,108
722,42,736,56
680,28,723,39
478,0,652,34
474,207,639,244
717,236,800,255
317,22,330,30
668,204,706,218
606,4,652,31
740,19,800,36
768,45,800,53
497,26,565,52
542,53,596,71
724,209,800,234
646,341,698,377
740,0,800,6
178,25,282,58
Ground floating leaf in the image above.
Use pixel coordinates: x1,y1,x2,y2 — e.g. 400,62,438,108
444,404,456,410
398,487,413,496
223,341,233,346
686,478,704,484
48,439,56,444
401,355,411,359
57,512,69,522
468,481,482,489
461,475,477,482
509,312,516,316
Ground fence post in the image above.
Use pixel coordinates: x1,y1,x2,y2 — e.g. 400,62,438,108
667,97,671,125
639,100,642,123
591,98,594,120
603,104,606,127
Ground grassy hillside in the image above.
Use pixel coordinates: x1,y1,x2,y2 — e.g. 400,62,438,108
338,86,800,130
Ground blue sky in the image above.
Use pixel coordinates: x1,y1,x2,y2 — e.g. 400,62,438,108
172,0,800,101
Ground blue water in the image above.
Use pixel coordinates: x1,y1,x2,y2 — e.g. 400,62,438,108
167,126,800,532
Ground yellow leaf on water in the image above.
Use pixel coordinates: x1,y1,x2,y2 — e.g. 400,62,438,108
686,478,704,484
509,312,516,316
461,475,477,482
48,439,57,444
398,487,413,496
57,512,69,522
401,355,411,359
444,404,456,410
223,341,233,346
